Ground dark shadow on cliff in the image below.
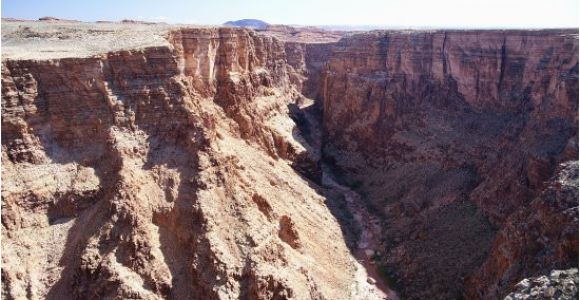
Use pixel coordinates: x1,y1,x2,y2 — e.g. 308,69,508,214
284,97,532,299
6,52,210,298
284,101,379,282
143,134,201,300
43,143,124,299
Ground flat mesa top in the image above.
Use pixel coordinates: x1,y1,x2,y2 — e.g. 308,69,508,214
1,20,179,60
1,20,345,61
3,20,573,61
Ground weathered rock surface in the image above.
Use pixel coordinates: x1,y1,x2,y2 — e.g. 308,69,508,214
1,20,174,60
1,27,379,300
467,161,579,299
2,22,578,300
505,268,578,300
317,30,578,299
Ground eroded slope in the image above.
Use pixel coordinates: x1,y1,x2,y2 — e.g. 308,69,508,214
2,23,578,300
318,30,579,299
1,27,381,300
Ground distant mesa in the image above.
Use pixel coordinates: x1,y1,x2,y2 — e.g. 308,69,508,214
2,17,29,22
223,19,269,29
120,19,164,25
38,16,80,22
38,16,61,21
1,16,81,23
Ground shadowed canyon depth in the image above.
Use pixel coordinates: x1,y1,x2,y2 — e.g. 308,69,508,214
1,19,578,300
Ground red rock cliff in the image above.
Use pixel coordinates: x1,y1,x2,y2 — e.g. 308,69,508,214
2,25,578,300
318,29,578,299
1,27,381,300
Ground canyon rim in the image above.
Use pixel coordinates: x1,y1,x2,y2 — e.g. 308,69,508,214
1,14,579,300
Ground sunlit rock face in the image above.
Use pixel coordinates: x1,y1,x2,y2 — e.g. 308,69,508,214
1,23,578,300
2,27,378,300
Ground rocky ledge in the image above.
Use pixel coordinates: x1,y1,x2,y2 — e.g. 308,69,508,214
505,268,578,300
1,21,578,300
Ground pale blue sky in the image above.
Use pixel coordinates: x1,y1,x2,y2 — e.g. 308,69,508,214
2,0,578,28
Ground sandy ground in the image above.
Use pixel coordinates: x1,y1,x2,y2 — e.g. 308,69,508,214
1,20,180,60
1,20,345,61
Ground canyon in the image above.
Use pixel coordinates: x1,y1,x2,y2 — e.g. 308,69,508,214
1,20,578,300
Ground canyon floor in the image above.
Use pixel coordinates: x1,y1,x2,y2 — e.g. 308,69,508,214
1,19,578,300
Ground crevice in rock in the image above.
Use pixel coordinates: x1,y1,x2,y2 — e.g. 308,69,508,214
498,36,507,98
2,26,578,300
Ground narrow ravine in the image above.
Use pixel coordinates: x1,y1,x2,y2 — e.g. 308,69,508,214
321,165,400,300
293,99,399,299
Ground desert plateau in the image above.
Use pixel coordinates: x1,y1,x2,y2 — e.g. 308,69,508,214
1,8,578,300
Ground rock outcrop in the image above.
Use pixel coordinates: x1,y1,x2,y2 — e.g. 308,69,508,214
1,27,380,300
505,268,578,300
2,23,578,300
317,30,578,299
467,161,579,299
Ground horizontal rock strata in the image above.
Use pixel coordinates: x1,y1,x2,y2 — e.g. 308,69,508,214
2,24,578,300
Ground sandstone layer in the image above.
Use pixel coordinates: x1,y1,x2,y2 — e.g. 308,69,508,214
2,21,578,300
317,29,578,299
1,27,382,300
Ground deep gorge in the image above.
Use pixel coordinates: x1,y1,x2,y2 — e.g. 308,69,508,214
2,27,578,300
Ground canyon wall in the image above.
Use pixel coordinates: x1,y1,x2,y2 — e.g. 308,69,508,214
2,25,578,300
318,30,578,299
1,28,381,300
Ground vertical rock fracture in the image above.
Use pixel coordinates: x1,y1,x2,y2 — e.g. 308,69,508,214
1,23,578,300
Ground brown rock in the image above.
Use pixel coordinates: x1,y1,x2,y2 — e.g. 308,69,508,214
278,215,302,249
317,29,578,299
1,22,577,300
1,25,375,300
